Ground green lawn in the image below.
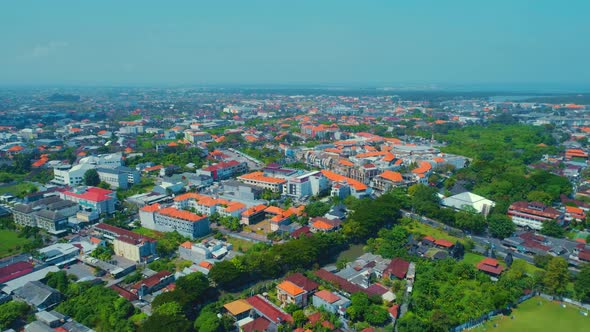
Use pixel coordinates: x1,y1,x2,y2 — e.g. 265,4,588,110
132,227,165,239
0,182,37,198
227,236,256,253
402,219,466,245
0,229,31,258
474,296,590,332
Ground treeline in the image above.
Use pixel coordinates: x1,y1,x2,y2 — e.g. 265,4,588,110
208,232,348,290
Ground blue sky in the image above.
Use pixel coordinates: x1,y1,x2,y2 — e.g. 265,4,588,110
1,0,589,88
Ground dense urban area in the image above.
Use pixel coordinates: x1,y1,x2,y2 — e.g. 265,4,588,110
1,88,590,332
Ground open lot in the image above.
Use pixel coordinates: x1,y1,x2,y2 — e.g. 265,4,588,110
132,227,165,239
474,296,590,332
0,229,31,258
402,219,466,245
227,236,257,253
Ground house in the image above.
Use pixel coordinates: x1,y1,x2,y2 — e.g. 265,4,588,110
309,217,341,232
276,280,307,307
284,272,319,304
246,294,293,325
13,281,62,311
384,258,410,279
223,299,253,321
131,270,174,297
241,317,274,332
476,258,504,277
312,290,351,315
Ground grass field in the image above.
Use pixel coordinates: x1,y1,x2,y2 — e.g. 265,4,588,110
473,296,590,332
227,236,257,253
132,227,165,239
0,182,37,198
0,229,31,258
402,219,466,245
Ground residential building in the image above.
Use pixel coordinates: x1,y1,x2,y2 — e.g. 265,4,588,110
241,204,267,225
131,270,174,297
384,258,410,280
238,172,286,192
371,170,405,193
94,223,157,263
197,160,248,181
282,171,329,199
178,239,232,261
312,290,351,315
276,280,307,307
309,217,341,232
246,294,293,325
60,187,117,215
223,299,253,321
508,201,564,230
139,204,210,239
221,180,263,201
284,272,319,304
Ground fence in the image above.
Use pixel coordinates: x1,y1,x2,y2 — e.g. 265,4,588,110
450,292,536,332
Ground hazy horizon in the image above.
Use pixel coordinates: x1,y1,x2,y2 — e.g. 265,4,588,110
2,0,589,88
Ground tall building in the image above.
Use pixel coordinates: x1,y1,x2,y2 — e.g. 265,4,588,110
59,187,117,215
139,204,210,239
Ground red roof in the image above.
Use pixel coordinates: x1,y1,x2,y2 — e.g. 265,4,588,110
434,239,454,248
385,258,410,279
579,250,590,262
389,304,400,318
110,284,139,301
62,187,114,202
314,269,377,296
314,290,340,303
422,235,436,243
95,223,156,244
246,295,293,324
285,272,319,292
0,261,34,283
242,317,272,332
476,258,504,276
131,270,173,291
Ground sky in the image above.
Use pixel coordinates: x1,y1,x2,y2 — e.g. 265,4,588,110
1,0,589,89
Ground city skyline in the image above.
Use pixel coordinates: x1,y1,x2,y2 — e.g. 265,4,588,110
1,0,589,89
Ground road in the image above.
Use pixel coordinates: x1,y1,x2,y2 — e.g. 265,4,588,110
401,209,583,272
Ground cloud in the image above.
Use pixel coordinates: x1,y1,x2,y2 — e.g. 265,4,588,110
27,41,69,58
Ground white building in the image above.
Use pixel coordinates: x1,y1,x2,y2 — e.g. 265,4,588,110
441,192,495,216
79,153,123,168
53,163,95,186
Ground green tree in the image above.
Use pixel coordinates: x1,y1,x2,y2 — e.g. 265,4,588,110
45,270,72,293
543,257,569,295
0,301,31,330
304,201,332,218
540,220,565,238
487,214,515,239
141,302,191,332
527,191,553,206
208,260,242,288
83,168,101,186
574,263,590,302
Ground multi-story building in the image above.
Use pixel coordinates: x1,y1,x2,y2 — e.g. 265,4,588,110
282,171,329,199
507,201,564,230
184,130,213,143
276,280,307,307
96,166,140,189
12,196,78,234
197,160,248,181
94,223,157,263
139,204,210,239
59,187,117,215
237,172,286,192
370,170,405,193
53,163,95,186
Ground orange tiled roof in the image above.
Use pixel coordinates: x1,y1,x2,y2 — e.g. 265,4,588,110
379,170,403,182
277,280,305,296
239,172,286,184
321,170,367,191
158,207,206,222
140,203,161,212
